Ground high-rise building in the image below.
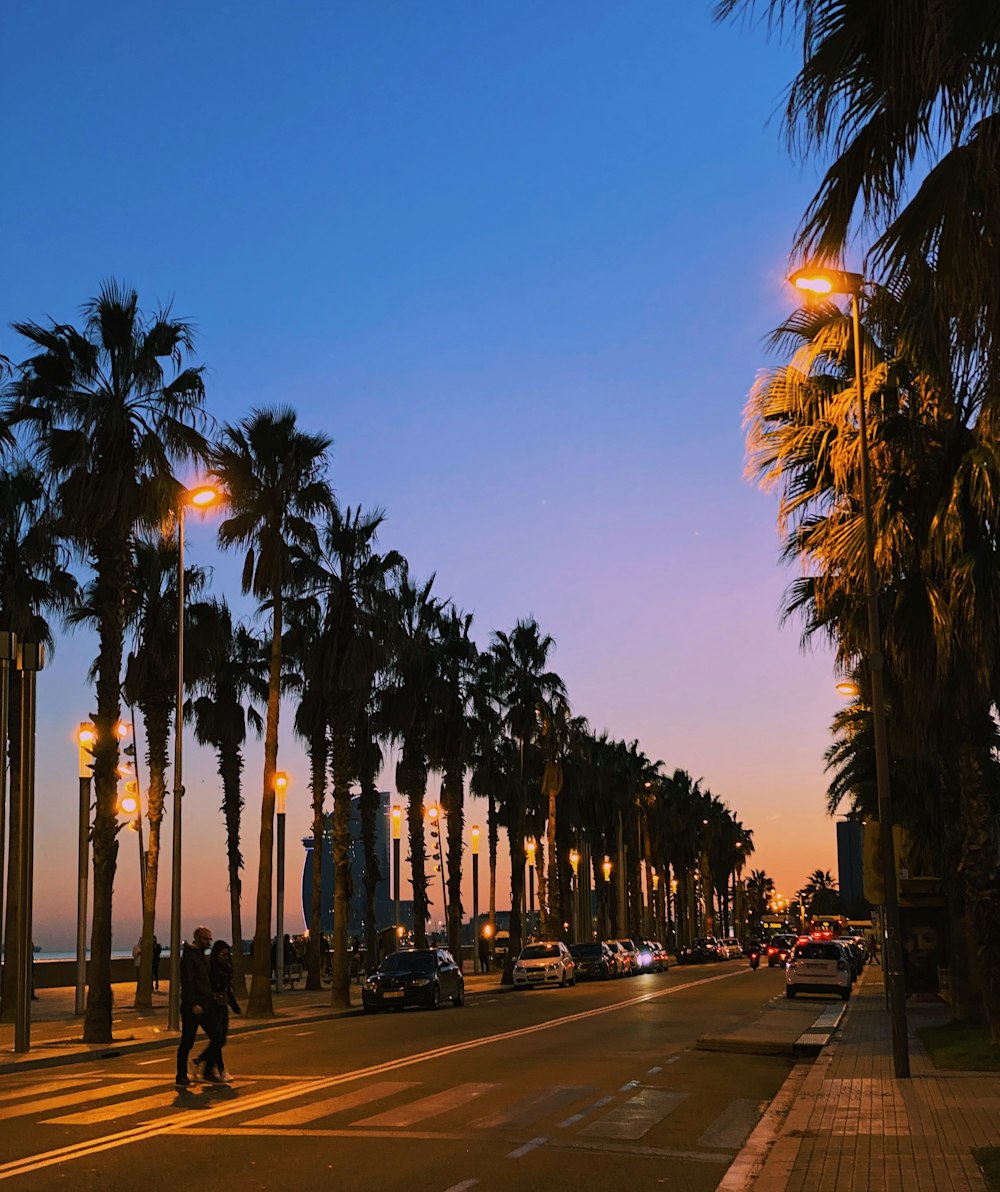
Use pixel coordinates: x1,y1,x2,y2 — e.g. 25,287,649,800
836,814,867,917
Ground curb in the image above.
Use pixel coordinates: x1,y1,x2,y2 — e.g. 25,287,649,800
0,980,512,1077
793,1002,847,1055
696,1000,847,1058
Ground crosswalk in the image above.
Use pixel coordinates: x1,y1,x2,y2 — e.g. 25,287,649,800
4,1068,762,1161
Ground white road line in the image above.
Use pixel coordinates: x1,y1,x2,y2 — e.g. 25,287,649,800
246,1081,418,1127
619,1080,640,1092
0,1080,162,1121
442,1181,479,1192
294,1031,313,1037
506,1136,547,1159
580,1089,687,1140
0,968,743,1181
666,1055,680,1064
137,1058,169,1065
471,1085,588,1130
356,1083,495,1128
45,1091,180,1126
557,1094,613,1128
647,1066,662,1075
0,1078,101,1105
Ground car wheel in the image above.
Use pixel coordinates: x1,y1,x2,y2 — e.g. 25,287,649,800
786,988,796,999
428,983,441,1010
452,981,465,1007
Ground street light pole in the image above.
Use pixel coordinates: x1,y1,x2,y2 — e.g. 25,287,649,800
569,849,580,943
602,856,612,939
274,772,288,994
525,837,536,941
791,266,909,1079
76,723,95,1016
471,824,480,973
391,805,402,940
14,642,43,1053
168,484,219,1032
0,632,15,982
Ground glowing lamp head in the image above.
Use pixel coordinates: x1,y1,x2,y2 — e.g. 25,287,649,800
187,484,220,509
471,824,480,854
525,837,537,866
274,770,289,813
115,721,130,739
568,848,580,875
792,273,833,294
602,856,612,883
78,724,96,747
118,794,139,817
427,804,439,822
836,680,861,698
391,805,402,839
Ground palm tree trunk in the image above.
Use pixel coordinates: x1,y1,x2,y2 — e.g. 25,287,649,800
0,679,23,1022
488,792,498,936
219,741,246,994
134,702,169,1009
247,589,282,1018
544,783,559,938
329,720,352,1009
501,795,526,985
306,730,327,992
958,744,1000,1041
641,813,654,938
399,746,429,949
84,541,128,1043
442,762,464,960
360,775,382,971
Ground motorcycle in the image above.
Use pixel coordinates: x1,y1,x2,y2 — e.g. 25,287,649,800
748,949,760,971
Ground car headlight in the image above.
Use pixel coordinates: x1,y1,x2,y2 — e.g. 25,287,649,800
410,978,431,986
364,980,377,990
514,964,525,972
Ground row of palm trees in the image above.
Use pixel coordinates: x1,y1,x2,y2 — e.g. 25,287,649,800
719,1,1000,1038
0,282,757,1042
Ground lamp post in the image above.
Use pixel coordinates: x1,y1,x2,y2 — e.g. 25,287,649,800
168,483,220,1031
76,723,95,1015
0,631,15,984
428,805,447,929
652,868,661,943
391,805,402,939
790,266,909,1079
274,772,288,994
525,837,537,941
602,855,612,938
471,824,480,972
568,849,580,942
14,642,43,1053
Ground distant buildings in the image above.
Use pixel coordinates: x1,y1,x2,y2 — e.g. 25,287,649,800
836,814,868,918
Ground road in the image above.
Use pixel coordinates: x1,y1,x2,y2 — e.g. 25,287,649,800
0,962,793,1190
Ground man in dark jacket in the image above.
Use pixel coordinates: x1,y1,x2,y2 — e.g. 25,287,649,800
175,925,221,1086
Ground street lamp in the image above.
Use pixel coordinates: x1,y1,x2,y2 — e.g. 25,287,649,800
790,265,909,1079
169,482,221,1031
525,837,537,941
569,849,580,942
0,632,14,994
471,824,480,972
652,868,661,942
427,804,447,929
274,771,289,994
75,723,95,1015
14,642,43,1053
391,805,402,938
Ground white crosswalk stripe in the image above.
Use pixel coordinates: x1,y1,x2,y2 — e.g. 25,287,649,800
245,1081,419,1127
354,1082,497,1128
471,1085,590,1130
579,1088,687,1140
0,1078,101,1105
0,1081,163,1122
45,1091,183,1126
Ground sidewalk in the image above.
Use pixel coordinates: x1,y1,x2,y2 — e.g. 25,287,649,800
729,970,1000,1192
0,968,508,1076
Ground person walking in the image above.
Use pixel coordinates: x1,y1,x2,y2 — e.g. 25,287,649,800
132,938,142,989
152,936,162,991
478,933,490,973
194,941,241,1081
175,925,222,1087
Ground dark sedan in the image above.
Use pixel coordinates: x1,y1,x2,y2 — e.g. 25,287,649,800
362,947,465,1012
676,938,719,965
569,941,615,980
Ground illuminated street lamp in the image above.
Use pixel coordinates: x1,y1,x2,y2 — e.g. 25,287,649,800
836,680,861,698
391,805,402,937
525,837,537,941
427,804,447,928
568,848,580,942
75,722,95,1015
791,265,909,1078
471,824,480,972
169,482,221,1030
274,772,289,993
14,642,43,1053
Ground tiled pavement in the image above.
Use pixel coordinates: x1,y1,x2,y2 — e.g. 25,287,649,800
749,971,1000,1192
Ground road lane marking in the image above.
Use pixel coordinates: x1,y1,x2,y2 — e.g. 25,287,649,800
647,1066,662,1075
137,1058,169,1065
294,1031,313,1037
0,1078,101,1104
506,1136,546,1159
0,968,743,1180
557,1094,613,1128
580,1089,687,1140
0,1080,162,1121
471,1085,590,1130
245,1081,418,1127
443,1181,479,1192
45,1091,181,1125
356,1083,495,1127
619,1080,640,1091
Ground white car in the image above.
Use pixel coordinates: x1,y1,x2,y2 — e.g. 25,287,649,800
786,939,852,1000
513,941,576,988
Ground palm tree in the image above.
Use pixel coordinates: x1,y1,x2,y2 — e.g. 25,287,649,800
211,407,333,1017
537,692,571,940
802,869,840,918
2,282,207,1042
0,463,77,1022
301,507,401,1007
120,537,205,1008
187,601,267,994
489,618,565,981
745,869,776,937
379,569,443,951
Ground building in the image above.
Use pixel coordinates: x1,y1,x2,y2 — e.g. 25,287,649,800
836,814,867,918
299,791,401,937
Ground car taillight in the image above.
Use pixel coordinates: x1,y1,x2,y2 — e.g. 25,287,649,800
767,947,777,954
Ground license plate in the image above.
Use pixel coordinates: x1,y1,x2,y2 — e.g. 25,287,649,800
382,990,404,998
803,964,828,972
528,973,543,980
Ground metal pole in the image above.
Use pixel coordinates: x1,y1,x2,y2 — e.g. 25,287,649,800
275,808,285,994
852,291,909,1079
393,836,400,935
528,864,534,941
14,645,40,1052
168,504,185,1032
75,773,91,1016
472,842,479,974
0,640,12,991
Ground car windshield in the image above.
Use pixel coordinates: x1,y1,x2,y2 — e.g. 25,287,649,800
521,944,560,959
381,951,434,975
570,943,603,958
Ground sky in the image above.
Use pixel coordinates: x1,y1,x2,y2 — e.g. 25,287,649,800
0,2,843,951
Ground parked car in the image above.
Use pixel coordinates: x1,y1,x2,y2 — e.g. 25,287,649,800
513,941,576,988
722,938,743,959
493,931,511,966
641,939,669,972
569,941,615,980
605,939,631,976
633,940,657,971
767,934,797,968
786,939,852,1000
676,938,718,965
362,947,464,1013
614,939,642,974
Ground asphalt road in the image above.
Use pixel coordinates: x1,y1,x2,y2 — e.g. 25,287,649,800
0,962,794,1191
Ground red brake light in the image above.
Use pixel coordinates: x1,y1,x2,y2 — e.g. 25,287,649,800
767,946,777,954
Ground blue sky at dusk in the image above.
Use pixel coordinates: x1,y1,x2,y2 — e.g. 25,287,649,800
1,3,841,948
